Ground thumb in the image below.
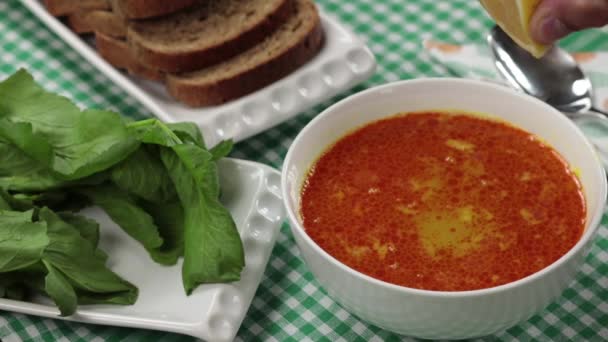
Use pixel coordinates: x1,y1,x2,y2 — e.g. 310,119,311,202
530,0,608,45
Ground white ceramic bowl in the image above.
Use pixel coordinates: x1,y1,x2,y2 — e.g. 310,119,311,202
281,78,607,340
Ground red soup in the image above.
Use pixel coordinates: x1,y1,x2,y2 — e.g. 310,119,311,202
300,112,585,291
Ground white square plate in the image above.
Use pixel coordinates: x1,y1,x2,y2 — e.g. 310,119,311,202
0,158,285,342
21,0,377,147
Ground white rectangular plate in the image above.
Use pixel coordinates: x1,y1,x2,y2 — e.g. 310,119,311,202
21,0,377,147
0,158,285,342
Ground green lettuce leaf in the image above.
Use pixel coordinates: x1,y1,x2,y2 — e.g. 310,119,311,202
209,140,233,161
0,210,49,273
57,212,101,249
0,141,66,192
127,119,182,147
0,69,139,179
110,147,176,204
0,119,53,165
166,122,206,147
76,185,164,254
39,208,137,303
0,192,10,210
43,260,77,316
161,145,244,293
139,201,185,266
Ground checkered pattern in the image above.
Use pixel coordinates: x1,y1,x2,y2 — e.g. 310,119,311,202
1,0,607,341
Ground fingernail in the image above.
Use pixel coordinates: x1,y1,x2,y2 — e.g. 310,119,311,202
535,17,572,44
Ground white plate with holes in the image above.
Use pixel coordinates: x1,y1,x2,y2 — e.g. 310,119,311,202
22,0,377,147
0,158,285,342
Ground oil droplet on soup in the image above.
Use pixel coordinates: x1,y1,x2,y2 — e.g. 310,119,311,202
300,113,585,291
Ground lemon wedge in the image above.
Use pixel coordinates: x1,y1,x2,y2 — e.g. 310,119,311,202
479,0,547,58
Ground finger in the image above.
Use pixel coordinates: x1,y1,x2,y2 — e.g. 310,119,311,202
531,0,608,44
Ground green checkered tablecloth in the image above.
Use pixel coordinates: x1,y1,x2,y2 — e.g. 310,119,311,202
1,0,607,341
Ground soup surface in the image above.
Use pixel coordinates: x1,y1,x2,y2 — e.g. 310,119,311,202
300,112,585,291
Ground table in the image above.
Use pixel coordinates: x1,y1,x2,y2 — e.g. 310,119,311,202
1,0,607,341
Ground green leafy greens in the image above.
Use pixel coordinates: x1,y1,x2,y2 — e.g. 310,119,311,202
161,145,244,293
0,69,243,316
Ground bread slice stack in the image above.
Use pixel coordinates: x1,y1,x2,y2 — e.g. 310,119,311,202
44,0,324,107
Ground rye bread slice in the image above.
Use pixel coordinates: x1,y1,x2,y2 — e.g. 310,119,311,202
66,12,94,34
110,0,201,19
88,10,126,37
44,0,109,16
95,32,164,81
167,0,323,107
67,10,126,37
127,0,292,73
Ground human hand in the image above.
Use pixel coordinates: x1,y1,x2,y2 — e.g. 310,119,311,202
530,0,608,44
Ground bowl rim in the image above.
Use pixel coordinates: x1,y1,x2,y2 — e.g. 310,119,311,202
281,77,607,298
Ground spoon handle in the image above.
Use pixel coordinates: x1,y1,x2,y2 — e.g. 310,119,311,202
591,107,608,119
568,108,608,122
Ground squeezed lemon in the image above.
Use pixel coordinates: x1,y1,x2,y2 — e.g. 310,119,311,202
480,0,548,58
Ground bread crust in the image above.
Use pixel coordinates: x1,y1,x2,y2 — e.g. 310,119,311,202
67,11,126,37
110,0,200,19
166,0,324,107
66,12,94,34
89,11,126,37
127,0,292,73
44,0,109,16
95,32,165,81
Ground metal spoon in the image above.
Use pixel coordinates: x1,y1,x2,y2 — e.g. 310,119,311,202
487,25,608,122
488,25,608,166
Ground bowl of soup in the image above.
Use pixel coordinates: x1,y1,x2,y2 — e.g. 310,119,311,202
281,78,607,340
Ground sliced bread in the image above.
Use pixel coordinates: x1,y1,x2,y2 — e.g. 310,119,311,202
44,0,109,16
67,10,126,37
86,11,127,38
167,0,324,107
88,10,126,37
110,0,201,19
126,0,292,73
66,12,94,34
95,32,164,81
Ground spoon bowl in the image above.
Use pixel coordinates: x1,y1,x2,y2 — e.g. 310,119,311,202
488,25,606,118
